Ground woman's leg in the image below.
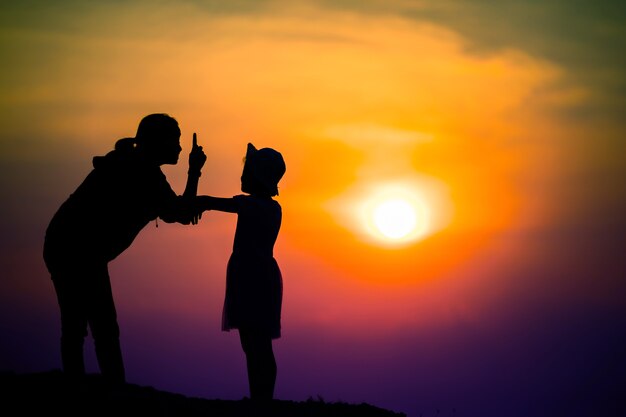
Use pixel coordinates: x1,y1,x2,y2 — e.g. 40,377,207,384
88,265,125,384
52,272,88,381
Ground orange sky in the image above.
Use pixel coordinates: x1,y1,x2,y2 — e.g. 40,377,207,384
3,6,578,280
0,0,592,347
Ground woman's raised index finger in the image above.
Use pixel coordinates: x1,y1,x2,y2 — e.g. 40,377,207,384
193,133,198,148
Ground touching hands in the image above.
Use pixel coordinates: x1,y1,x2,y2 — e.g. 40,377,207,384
190,199,204,225
188,133,207,175
191,206,202,225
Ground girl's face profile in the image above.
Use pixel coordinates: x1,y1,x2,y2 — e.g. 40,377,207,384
240,161,268,195
240,162,253,194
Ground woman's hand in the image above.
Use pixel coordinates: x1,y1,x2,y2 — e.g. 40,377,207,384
188,133,207,176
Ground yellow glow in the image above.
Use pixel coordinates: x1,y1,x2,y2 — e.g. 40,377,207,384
371,197,425,241
360,185,436,246
324,179,451,248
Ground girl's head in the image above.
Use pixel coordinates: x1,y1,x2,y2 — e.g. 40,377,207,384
116,113,182,165
241,143,286,197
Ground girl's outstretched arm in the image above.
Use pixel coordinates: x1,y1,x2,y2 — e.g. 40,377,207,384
197,195,238,213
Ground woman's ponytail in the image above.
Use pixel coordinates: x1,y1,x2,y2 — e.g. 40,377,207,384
114,137,137,151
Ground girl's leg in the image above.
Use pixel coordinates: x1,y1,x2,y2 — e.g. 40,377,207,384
239,327,276,400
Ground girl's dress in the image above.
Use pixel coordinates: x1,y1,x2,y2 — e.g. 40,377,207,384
221,194,283,339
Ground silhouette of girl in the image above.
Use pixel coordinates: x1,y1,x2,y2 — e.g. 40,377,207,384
197,143,286,401
43,113,206,384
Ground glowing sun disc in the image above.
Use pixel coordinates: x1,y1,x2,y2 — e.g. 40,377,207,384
325,178,450,248
373,199,417,239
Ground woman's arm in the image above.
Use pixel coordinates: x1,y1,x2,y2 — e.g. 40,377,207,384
183,133,206,199
183,172,200,199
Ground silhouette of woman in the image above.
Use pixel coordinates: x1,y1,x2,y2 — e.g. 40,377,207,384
197,143,286,401
43,113,206,384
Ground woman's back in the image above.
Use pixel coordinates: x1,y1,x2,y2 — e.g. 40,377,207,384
44,147,175,267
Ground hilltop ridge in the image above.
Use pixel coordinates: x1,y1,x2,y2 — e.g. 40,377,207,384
0,370,406,417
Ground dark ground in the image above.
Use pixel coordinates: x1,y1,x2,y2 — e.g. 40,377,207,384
0,370,406,417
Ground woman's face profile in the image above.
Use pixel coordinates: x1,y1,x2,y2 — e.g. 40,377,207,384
154,128,182,165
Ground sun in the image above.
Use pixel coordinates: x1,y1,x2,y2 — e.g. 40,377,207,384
372,199,418,239
362,188,431,246
326,178,451,248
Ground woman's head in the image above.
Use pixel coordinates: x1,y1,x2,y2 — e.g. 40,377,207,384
241,143,286,197
134,113,182,165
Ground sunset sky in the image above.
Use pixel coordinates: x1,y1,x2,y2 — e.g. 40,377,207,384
1,1,624,416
